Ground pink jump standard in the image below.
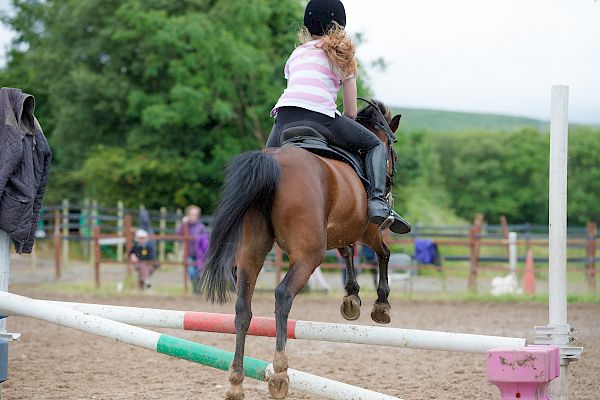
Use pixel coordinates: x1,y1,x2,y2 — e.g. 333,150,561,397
487,346,560,400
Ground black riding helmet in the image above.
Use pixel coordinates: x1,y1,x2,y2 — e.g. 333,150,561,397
304,0,347,36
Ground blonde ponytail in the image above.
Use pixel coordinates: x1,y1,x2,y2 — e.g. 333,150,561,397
298,22,357,79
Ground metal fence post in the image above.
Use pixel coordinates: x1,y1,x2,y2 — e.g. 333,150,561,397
159,207,167,262
61,199,69,267
81,198,90,260
117,201,124,262
53,210,61,279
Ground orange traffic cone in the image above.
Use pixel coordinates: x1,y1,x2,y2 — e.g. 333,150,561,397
523,249,536,295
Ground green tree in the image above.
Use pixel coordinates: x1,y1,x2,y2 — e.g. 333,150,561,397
432,129,549,223
1,0,375,209
568,126,600,224
1,0,303,208
430,126,600,225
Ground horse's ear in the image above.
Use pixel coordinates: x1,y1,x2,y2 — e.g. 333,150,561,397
390,114,401,133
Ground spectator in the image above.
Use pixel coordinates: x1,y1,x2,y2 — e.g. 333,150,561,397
177,205,209,292
128,229,158,290
193,221,210,293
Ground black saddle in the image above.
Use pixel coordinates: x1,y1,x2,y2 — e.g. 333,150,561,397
280,125,368,186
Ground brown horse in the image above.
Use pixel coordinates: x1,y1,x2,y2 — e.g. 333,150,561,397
200,100,402,399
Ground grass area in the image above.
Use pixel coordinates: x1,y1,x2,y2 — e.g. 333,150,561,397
304,287,600,304
19,281,600,305
27,281,190,298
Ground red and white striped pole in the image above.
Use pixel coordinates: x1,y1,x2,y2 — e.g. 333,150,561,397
29,300,527,354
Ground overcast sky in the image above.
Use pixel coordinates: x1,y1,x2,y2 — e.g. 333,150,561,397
343,0,600,123
1,0,599,123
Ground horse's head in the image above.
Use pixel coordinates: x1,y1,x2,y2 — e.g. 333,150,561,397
356,98,401,193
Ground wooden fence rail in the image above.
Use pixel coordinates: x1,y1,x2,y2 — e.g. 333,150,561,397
39,203,598,293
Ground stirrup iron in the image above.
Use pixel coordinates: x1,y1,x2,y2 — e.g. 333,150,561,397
379,214,394,230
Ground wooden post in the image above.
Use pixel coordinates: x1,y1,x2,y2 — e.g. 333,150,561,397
124,213,133,278
468,215,483,292
159,207,167,262
174,208,183,262
117,201,124,262
182,221,190,291
500,215,509,256
61,198,69,266
53,210,61,279
587,221,597,292
93,225,101,288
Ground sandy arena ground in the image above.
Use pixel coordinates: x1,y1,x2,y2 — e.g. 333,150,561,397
3,287,599,400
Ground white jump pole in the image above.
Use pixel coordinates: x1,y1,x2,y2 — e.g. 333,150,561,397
548,85,571,400
3,299,527,354
549,85,569,342
534,85,582,400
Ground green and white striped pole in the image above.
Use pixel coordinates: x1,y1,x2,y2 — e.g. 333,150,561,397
0,292,399,400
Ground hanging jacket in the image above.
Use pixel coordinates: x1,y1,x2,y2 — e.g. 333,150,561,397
0,87,52,254
414,238,441,266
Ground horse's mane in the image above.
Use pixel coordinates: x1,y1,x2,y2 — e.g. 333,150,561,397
356,99,392,128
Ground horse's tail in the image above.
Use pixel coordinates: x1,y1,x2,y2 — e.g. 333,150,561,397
200,150,280,304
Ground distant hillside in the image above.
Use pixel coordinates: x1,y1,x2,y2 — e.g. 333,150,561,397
390,107,548,133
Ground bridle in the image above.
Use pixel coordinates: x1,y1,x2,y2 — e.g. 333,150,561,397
355,97,399,192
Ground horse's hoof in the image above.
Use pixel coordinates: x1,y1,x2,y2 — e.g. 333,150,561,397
371,302,391,324
268,371,289,399
340,294,361,321
225,386,245,400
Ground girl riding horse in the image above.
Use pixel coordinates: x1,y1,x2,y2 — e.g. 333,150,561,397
267,0,410,234
201,1,411,399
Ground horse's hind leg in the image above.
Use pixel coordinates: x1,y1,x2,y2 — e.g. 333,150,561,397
362,227,392,324
269,250,324,399
226,267,258,400
371,240,392,324
339,245,362,321
226,212,273,400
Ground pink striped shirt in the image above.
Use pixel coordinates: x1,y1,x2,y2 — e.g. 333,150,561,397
271,40,343,118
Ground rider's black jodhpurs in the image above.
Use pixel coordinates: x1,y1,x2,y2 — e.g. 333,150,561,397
265,107,382,152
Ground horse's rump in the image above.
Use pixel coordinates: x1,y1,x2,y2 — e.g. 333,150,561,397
269,146,368,251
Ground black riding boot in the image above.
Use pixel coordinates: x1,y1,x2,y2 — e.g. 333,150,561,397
390,210,412,234
365,143,411,234
365,143,394,227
